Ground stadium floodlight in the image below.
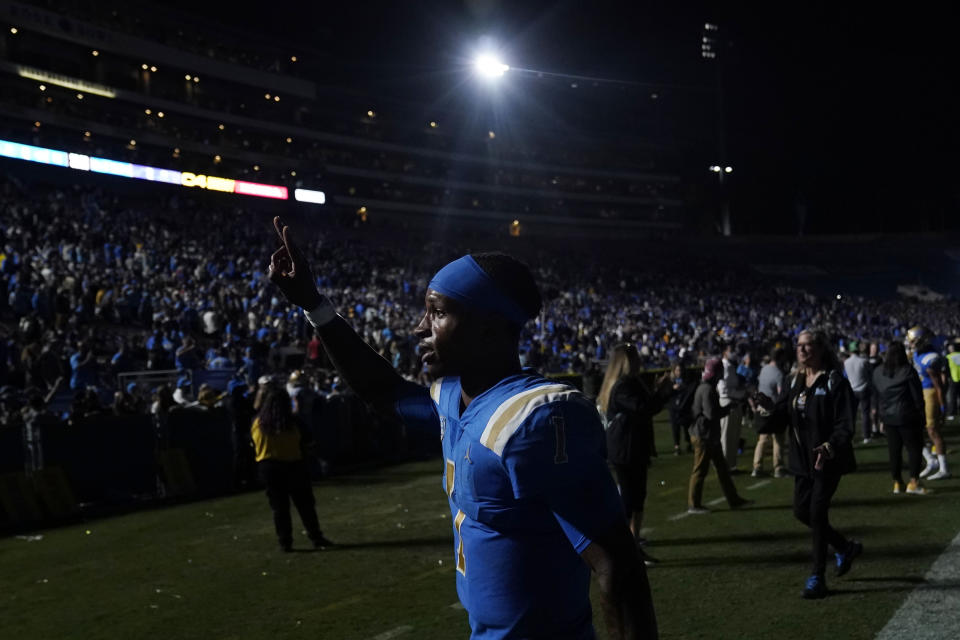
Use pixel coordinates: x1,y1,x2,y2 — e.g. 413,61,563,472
474,54,509,78
709,165,721,172
724,166,733,173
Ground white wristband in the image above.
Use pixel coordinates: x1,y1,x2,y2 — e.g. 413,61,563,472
303,297,337,327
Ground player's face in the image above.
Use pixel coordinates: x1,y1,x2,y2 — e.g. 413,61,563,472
414,290,478,377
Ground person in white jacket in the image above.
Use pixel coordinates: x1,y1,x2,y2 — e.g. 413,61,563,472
717,342,747,471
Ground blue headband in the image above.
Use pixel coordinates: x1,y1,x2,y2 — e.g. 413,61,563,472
428,256,530,326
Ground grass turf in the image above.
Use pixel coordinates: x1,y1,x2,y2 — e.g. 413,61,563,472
2,416,959,640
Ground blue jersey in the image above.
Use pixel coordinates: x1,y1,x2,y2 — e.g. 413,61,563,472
397,372,623,640
914,351,944,390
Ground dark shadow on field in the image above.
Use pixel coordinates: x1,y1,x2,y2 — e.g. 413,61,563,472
832,496,942,508
322,469,438,486
318,536,450,551
653,530,811,547
658,542,946,569
831,579,960,596
654,524,893,548
854,576,928,585
921,485,960,495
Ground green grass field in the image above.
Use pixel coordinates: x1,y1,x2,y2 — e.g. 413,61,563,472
2,416,959,640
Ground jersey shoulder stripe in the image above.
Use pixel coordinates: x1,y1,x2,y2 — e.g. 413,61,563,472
430,377,446,405
480,383,581,456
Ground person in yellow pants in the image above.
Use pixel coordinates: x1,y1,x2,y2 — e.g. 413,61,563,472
907,327,950,480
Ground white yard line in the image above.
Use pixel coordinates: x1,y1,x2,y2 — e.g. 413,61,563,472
706,497,726,506
367,625,414,640
746,480,772,491
875,530,960,640
668,511,691,521
449,602,465,610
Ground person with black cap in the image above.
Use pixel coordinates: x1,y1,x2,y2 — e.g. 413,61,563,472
687,357,753,514
267,217,657,640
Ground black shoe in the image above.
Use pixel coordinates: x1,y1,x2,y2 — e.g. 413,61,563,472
835,540,862,577
730,498,754,510
280,543,293,553
311,534,335,549
802,574,828,599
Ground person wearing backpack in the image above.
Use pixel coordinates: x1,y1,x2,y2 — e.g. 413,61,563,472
667,363,694,455
788,329,861,599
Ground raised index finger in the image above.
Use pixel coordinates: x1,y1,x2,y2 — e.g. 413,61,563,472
281,224,308,265
273,216,285,242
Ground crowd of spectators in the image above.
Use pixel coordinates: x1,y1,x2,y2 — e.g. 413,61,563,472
1,175,958,435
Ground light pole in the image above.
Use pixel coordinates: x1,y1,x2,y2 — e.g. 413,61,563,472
702,22,732,236
709,165,733,235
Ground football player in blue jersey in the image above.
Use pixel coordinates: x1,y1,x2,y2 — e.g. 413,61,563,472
907,326,950,480
268,217,657,639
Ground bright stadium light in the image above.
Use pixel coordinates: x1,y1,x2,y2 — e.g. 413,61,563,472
474,54,509,78
724,166,733,173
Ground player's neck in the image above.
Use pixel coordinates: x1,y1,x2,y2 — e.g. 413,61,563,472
459,357,522,413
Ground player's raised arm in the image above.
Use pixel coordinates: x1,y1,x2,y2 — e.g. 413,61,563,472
268,216,405,413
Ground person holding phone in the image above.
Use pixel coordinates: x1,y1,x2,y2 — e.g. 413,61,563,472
788,329,861,599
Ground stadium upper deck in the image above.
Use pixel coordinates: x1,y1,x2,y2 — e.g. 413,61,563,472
0,0,689,235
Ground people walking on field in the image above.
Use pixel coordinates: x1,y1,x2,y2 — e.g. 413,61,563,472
873,342,927,495
718,343,747,473
598,343,672,562
687,358,752,514
751,348,789,478
788,329,861,599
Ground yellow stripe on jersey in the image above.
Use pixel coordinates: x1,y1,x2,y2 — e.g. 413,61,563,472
445,458,455,497
454,509,467,575
430,378,445,405
479,384,578,456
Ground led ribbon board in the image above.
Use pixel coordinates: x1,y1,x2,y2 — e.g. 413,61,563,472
17,66,117,98
0,137,323,203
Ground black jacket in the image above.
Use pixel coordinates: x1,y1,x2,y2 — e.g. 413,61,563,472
605,376,665,464
787,369,857,477
689,380,731,441
873,365,924,428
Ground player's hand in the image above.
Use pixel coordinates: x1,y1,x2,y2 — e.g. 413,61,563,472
268,216,324,311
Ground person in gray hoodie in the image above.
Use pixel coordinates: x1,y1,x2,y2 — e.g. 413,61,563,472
873,342,927,495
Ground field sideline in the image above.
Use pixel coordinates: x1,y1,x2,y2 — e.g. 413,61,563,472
2,416,959,640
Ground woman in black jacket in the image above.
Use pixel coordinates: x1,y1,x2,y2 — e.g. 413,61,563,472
788,329,861,599
597,343,670,555
873,342,927,495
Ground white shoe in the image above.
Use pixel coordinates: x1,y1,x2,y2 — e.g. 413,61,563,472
928,469,952,481
920,463,939,479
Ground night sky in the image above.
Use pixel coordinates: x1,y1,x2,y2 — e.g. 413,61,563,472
168,0,958,235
